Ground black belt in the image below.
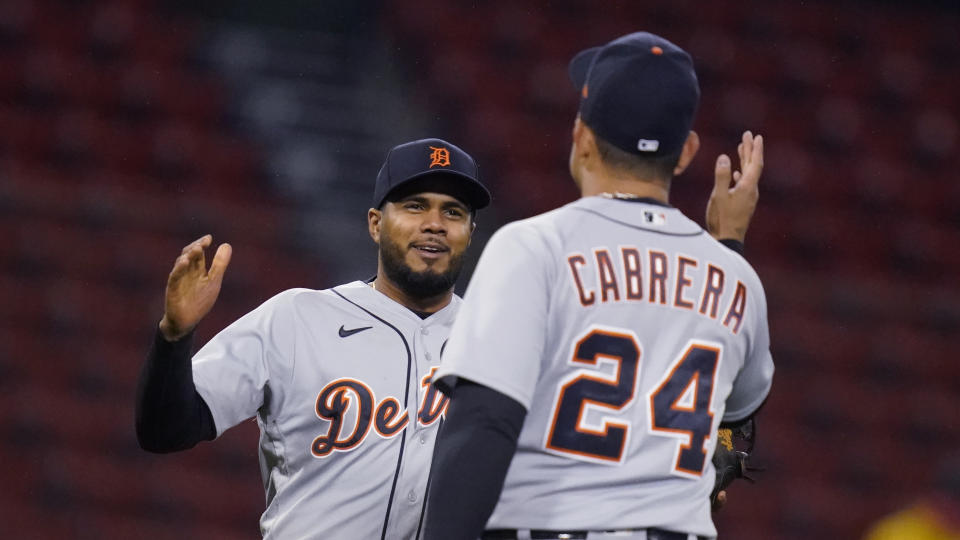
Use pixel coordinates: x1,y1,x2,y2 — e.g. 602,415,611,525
482,528,707,540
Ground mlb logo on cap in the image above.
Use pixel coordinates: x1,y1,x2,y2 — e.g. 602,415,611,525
638,139,660,152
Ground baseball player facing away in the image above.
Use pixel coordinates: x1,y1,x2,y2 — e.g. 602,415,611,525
424,32,774,540
135,138,493,539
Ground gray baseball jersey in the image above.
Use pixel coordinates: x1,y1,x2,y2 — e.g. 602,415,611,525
435,196,774,538
192,280,457,539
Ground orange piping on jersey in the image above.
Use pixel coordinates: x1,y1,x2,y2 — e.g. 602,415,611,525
698,264,725,319
648,343,721,477
648,250,669,305
544,329,640,463
722,281,747,334
620,247,643,300
374,397,410,438
567,254,596,306
670,376,700,413
673,255,698,310
418,367,450,426
312,378,378,457
594,248,621,303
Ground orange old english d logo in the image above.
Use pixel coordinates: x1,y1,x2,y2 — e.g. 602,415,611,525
428,146,451,168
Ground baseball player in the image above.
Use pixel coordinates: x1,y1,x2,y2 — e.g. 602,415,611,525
135,138,492,539
424,31,774,540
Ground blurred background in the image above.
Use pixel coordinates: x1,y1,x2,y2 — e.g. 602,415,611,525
1,0,958,538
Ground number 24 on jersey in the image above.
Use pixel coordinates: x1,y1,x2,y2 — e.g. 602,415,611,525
545,326,721,477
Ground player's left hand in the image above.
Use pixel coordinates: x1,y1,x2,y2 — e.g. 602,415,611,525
712,490,727,513
706,131,764,243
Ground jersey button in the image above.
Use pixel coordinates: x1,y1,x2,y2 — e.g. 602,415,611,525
407,491,417,503
419,434,426,445
425,352,432,361
421,328,430,336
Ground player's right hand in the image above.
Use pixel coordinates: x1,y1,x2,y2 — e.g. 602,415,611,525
159,234,232,342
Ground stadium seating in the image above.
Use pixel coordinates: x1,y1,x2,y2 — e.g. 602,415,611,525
0,1,314,537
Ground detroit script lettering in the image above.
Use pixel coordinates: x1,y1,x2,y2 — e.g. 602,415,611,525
311,368,449,457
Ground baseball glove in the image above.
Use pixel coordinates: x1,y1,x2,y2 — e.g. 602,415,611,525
711,418,760,508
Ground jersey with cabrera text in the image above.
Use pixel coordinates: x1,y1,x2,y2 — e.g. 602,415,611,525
435,196,774,538
192,281,455,540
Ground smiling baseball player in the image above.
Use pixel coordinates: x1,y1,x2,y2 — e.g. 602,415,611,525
424,32,774,540
135,138,491,539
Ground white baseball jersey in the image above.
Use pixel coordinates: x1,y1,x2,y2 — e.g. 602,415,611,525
435,196,774,538
192,280,457,539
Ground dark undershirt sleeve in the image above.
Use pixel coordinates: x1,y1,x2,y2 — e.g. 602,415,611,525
718,238,745,256
424,381,526,540
135,328,217,453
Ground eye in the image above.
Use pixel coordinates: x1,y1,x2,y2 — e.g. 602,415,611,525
444,208,466,219
404,201,425,211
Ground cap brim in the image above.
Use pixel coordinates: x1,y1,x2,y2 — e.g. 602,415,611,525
568,46,601,90
382,171,491,211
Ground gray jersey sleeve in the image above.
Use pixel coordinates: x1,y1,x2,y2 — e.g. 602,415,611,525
723,276,774,422
192,290,300,436
435,222,553,411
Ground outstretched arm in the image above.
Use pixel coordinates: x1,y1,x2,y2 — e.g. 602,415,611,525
135,235,232,453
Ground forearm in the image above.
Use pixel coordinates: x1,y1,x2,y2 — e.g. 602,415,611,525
424,382,526,540
135,328,216,452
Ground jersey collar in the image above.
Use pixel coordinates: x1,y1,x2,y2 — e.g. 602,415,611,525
334,280,461,327
571,195,703,236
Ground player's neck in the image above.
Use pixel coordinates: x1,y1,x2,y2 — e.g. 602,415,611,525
370,275,453,315
579,169,670,203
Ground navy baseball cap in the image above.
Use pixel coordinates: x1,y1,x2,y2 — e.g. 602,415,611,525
569,31,700,157
373,138,491,210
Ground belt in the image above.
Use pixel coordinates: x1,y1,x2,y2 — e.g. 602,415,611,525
482,529,708,540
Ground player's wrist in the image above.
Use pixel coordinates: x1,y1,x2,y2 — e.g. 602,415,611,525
159,315,192,342
712,226,747,243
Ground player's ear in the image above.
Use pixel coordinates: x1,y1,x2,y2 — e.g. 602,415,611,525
673,131,700,176
368,207,382,244
572,116,590,157
575,119,601,170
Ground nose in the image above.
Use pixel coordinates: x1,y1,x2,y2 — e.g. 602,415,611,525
420,208,447,235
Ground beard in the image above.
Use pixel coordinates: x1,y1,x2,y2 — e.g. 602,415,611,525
379,235,465,299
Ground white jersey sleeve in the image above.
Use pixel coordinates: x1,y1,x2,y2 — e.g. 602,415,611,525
434,221,554,410
722,274,774,422
192,289,302,436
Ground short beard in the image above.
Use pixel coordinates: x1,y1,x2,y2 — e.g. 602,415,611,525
379,237,464,300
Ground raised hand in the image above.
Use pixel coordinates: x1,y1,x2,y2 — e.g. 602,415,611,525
158,234,232,341
706,131,764,243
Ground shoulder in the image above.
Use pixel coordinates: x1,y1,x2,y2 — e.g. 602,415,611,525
259,286,350,314
700,236,768,309
485,205,572,257
265,287,322,305
719,243,764,290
